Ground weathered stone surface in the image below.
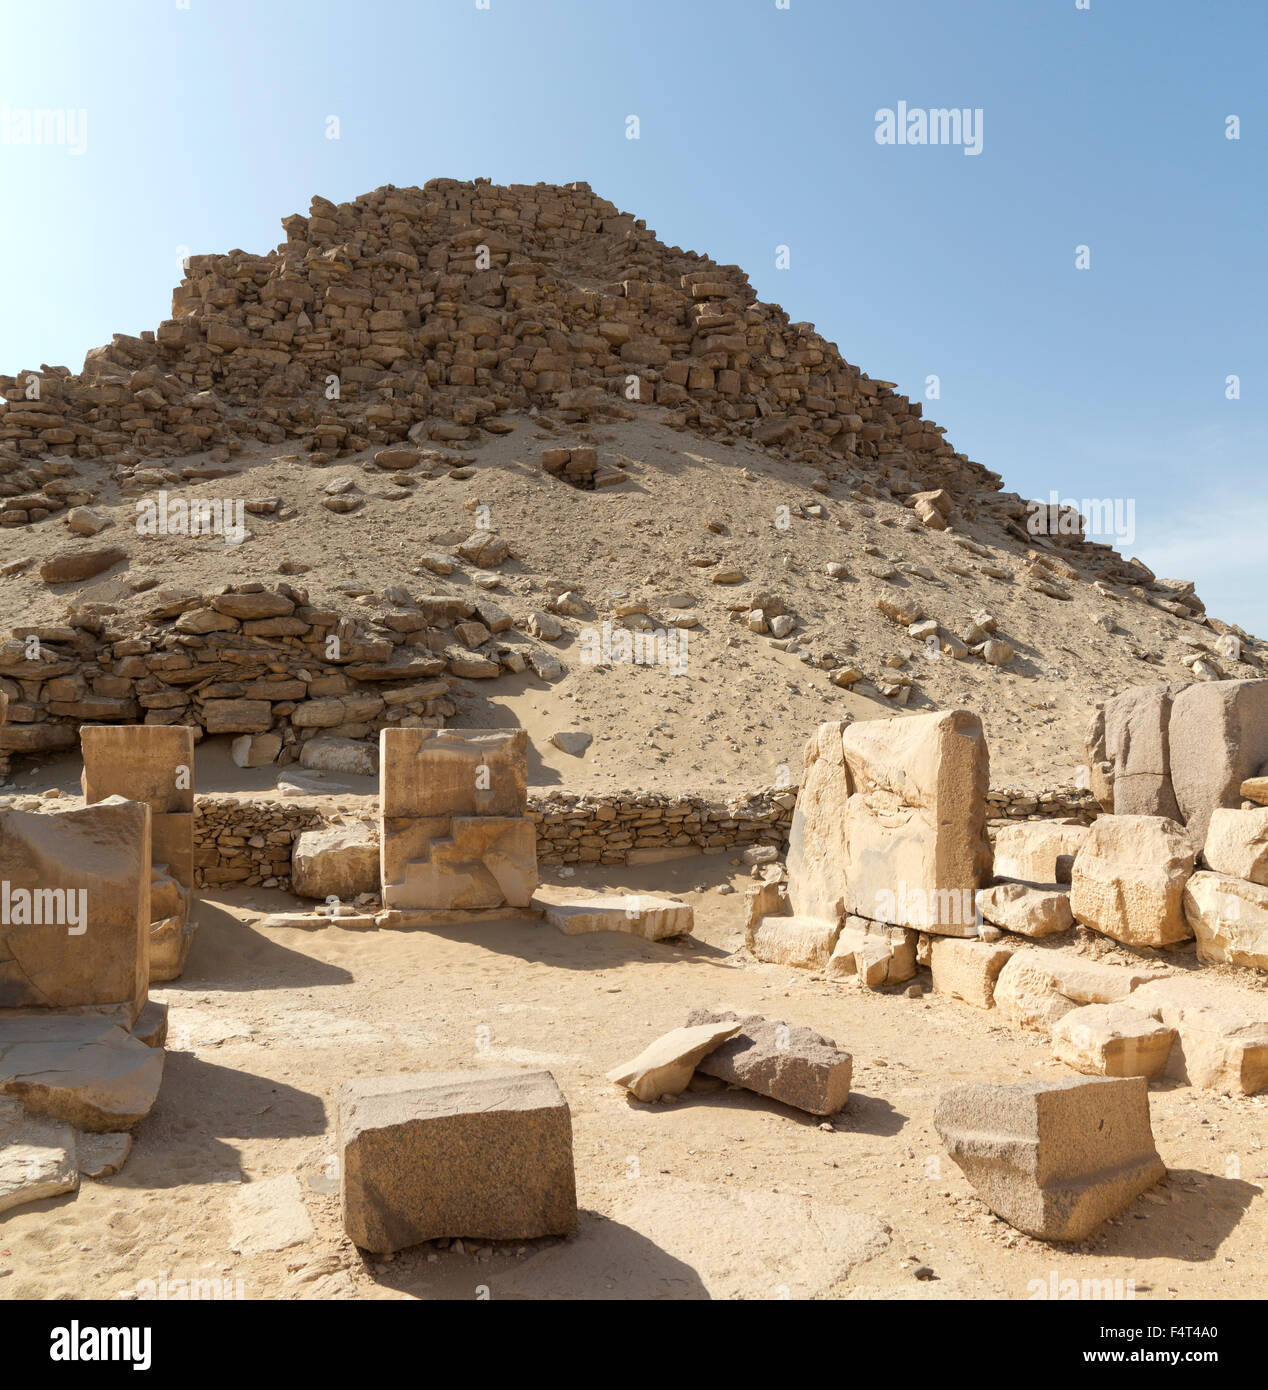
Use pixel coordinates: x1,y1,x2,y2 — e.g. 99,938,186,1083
0,1015,164,1131
930,936,1016,1009
0,797,150,1021
826,917,917,988
685,1008,852,1116
229,1174,316,1254
748,914,839,968
338,1069,578,1253
1051,1003,1176,1079
1087,684,1183,818
935,1076,1164,1241
1130,975,1268,1094
785,720,851,926
838,709,991,934
1169,679,1268,844
77,1130,132,1179
231,732,283,768
977,881,1074,938
1203,808,1268,886
534,890,692,940
0,1097,79,1213
80,725,195,985
1183,871,1268,971
1241,776,1268,807
1069,815,1195,947
385,816,537,910
606,1021,742,1102
292,826,379,902
299,737,378,777
39,546,127,585
992,822,1088,885
993,948,1154,1034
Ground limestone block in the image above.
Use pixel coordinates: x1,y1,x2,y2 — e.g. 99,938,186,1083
1051,1003,1176,1079
1069,815,1195,947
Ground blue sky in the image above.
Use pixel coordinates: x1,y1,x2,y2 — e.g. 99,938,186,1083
2,0,1264,632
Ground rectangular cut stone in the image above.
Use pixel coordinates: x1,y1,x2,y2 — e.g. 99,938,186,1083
338,1069,578,1253
935,1076,1164,1241
80,724,195,813
993,949,1154,1034
785,721,851,925
685,1008,852,1115
80,725,195,983
930,936,1016,1009
1051,1003,1176,1079
1129,976,1268,1094
1169,679,1268,844
1069,815,1195,947
379,728,527,819
838,709,991,933
382,817,537,910
1086,684,1183,817
1183,870,1268,971
0,797,150,1022
748,914,840,969
533,890,692,940
992,822,1088,884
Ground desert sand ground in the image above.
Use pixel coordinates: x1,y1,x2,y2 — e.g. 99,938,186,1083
1,849,1264,1302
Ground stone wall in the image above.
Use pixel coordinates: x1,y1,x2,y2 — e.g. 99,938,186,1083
2,781,1099,891
986,783,1100,827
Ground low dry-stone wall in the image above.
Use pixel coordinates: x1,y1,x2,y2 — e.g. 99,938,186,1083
1,782,1097,891
986,783,1100,826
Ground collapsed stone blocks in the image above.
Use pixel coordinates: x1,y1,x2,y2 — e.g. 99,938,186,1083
685,1008,852,1115
930,936,1016,1009
80,724,196,982
991,821,1088,884
538,445,625,490
607,1020,741,1102
379,728,537,917
1183,871,1268,971
934,1076,1165,1241
338,1069,578,1253
993,949,1154,1034
1129,976,1268,1094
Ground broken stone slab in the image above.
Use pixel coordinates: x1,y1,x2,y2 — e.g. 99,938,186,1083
934,1076,1165,1242
1241,776,1268,807
826,917,918,988
148,910,197,984
1169,678,1268,844
1051,1003,1176,1079
231,732,282,768
229,1174,316,1255
374,906,541,929
533,889,692,941
992,822,1089,884
930,936,1017,1009
0,1015,164,1131
0,1097,79,1213
685,1008,852,1116
839,709,992,933
993,948,1155,1034
131,999,168,1049
0,796,151,1022
1183,870,1268,971
1069,814,1195,948
77,1130,133,1179
1129,975,1268,1094
258,910,379,930
747,914,839,968
292,825,380,902
606,1021,742,1102
977,881,1074,938
338,1069,578,1253
1202,808,1268,886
